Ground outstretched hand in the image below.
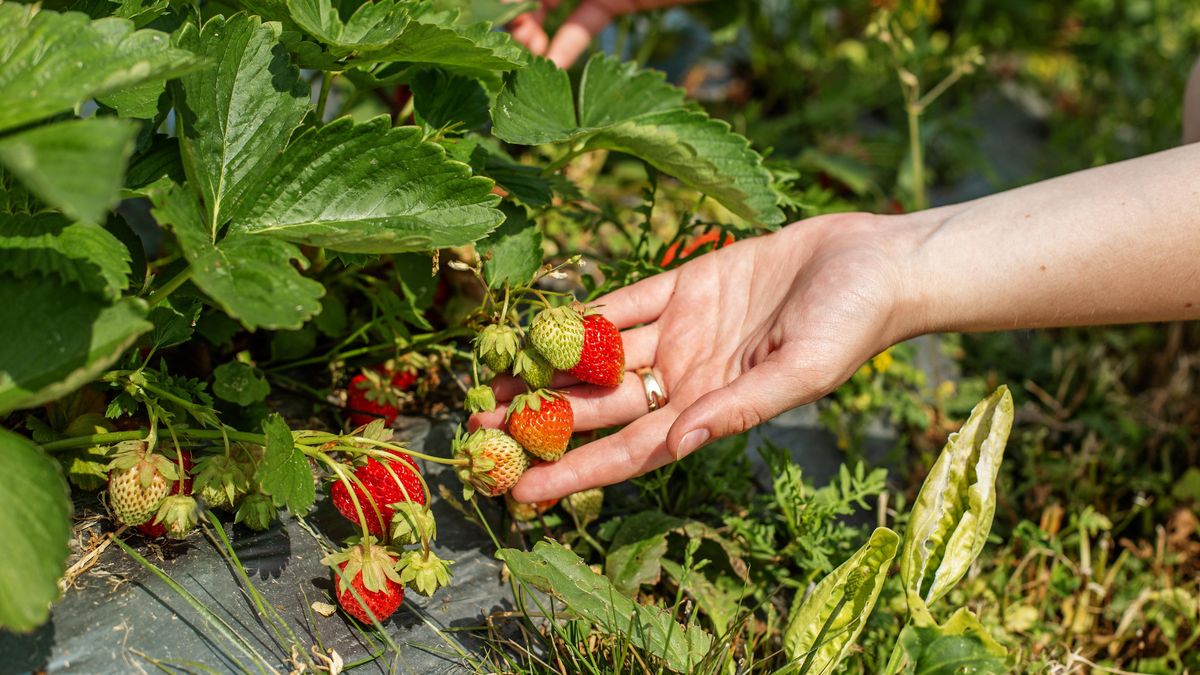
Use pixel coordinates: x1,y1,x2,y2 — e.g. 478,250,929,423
506,0,696,69
470,213,921,502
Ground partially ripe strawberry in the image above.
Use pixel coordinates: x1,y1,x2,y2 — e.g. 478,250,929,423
332,453,425,538
568,312,625,387
137,450,194,537
529,306,585,370
453,428,530,497
506,390,573,461
323,538,405,624
505,493,559,522
108,441,179,527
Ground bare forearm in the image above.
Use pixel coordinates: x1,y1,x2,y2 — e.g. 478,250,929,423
898,144,1200,336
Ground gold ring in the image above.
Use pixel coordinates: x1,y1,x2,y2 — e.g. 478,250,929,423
636,368,668,412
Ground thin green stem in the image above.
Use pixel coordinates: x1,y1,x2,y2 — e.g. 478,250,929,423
147,268,193,307
906,102,926,211
40,428,266,452
316,71,338,122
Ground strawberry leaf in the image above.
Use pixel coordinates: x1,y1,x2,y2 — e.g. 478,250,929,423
478,203,542,289
230,117,503,253
0,118,139,224
151,185,324,331
0,430,72,632
0,213,131,301
498,541,714,672
172,14,311,232
0,276,151,415
258,413,315,514
0,4,200,133
492,55,784,227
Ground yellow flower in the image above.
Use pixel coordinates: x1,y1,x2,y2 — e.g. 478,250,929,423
871,349,894,374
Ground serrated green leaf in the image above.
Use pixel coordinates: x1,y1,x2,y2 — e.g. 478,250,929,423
492,54,783,227
0,118,138,224
491,57,578,145
411,68,490,131
146,294,201,349
213,361,270,406
783,527,899,672
231,117,502,253
482,151,553,207
152,185,324,331
436,0,536,25
172,14,311,230
0,430,72,632
42,0,172,27
604,510,682,597
123,135,185,196
0,212,131,300
901,387,1013,608
97,79,167,119
479,203,541,288
259,413,314,514
498,540,713,673
350,10,527,73
0,277,151,415
0,4,200,132
286,0,410,55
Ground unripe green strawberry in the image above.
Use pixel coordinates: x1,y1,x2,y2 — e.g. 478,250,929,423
506,390,573,461
529,305,585,370
235,493,277,531
475,324,521,374
453,428,530,498
192,454,250,510
512,347,553,389
465,385,497,413
563,487,604,526
107,441,179,526
151,494,199,538
397,549,453,597
390,502,437,546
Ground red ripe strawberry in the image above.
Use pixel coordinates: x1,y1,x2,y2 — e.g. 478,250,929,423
506,390,573,461
324,538,405,624
331,453,425,537
346,365,418,428
568,312,625,387
138,450,194,538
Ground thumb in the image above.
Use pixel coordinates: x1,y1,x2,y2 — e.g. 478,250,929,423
666,355,836,459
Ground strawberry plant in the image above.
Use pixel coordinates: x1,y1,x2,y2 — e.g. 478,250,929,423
0,0,784,634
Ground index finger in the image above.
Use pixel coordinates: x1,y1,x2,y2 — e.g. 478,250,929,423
588,267,678,329
509,402,680,501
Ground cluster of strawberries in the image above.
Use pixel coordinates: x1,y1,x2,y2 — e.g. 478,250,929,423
454,302,622,508
322,440,447,625
106,441,274,539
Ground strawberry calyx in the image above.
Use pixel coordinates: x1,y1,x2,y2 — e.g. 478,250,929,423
511,347,553,389
475,324,521,374
390,502,437,546
321,536,403,596
151,494,199,538
192,453,250,510
396,549,453,597
504,389,563,421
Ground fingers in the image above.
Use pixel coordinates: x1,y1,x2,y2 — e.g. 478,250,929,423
665,351,836,459
589,269,678,329
544,1,617,68
509,15,549,55
511,403,681,501
471,372,656,433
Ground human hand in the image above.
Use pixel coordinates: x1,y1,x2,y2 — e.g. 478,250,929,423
470,213,926,502
507,0,697,69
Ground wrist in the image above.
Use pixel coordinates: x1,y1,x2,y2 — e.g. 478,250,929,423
874,207,949,343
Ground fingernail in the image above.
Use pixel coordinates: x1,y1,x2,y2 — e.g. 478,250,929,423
676,429,710,459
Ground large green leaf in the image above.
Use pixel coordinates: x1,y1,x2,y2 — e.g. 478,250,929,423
0,277,151,414
900,386,1013,608
151,186,324,331
492,55,784,227
0,212,131,301
356,10,526,72
498,541,713,673
0,430,72,632
231,116,503,253
478,203,542,288
172,14,310,230
286,0,410,55
888,608,1007,675
604,510,682,597
259,413,314,514
0,118,138,224
411,68,490,131
782,527,899,673
0,3,200,132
